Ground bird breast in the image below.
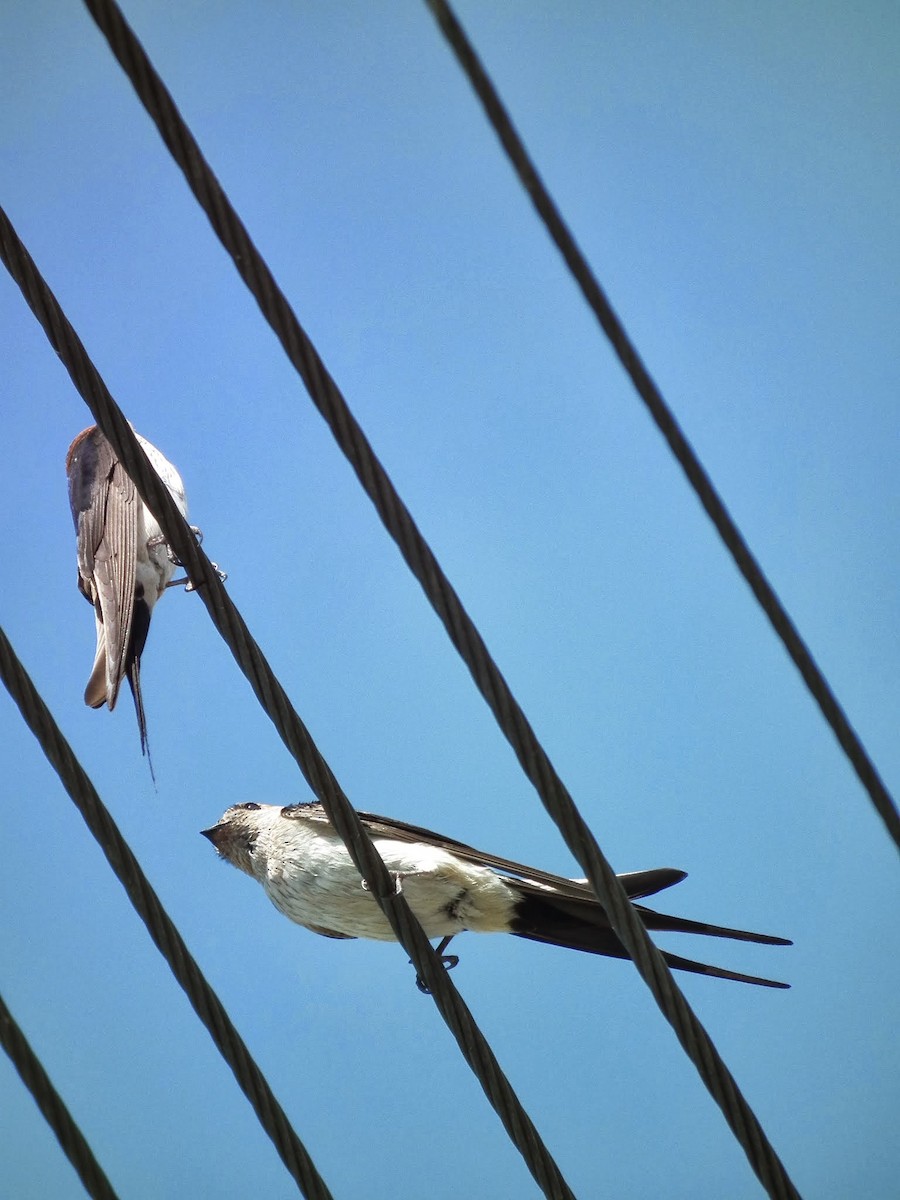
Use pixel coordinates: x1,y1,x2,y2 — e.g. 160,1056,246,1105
134,437,189,601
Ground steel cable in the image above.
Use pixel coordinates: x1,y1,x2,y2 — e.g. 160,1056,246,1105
0,627,335,1200
0,208,575,1200
0,992,120,1200
73,3,803,1196
423,0,899,853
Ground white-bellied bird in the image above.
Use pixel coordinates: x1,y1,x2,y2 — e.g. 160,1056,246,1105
202,802,791,989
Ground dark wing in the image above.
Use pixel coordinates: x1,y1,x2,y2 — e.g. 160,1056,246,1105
509,885,790,987
306,924,356,940
277,803,685,903
67,427,138,709
510,876,791,945
632,906,791,946
512,917,789,988
278,805,790,986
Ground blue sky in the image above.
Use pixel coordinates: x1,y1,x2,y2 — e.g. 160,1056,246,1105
1,3,897,1197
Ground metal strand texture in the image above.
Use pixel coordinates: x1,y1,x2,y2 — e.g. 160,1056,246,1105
0,992,121,1200
0,207,575,1200
424,0,899,854
0,628,334,1200
75,2,803,1196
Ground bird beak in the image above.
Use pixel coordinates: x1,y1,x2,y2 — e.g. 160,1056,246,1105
200,826,222,846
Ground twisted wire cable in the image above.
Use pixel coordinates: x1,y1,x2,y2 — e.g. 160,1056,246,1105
72,3,804,1196
423,0,899,853
0,992,120,1200
0,627,334,1200
0,624,336,1200
0,209,576,1200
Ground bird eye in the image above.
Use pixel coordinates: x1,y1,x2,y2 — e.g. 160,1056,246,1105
238,802,261,811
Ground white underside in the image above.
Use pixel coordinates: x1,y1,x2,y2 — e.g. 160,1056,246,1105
254,818,517,941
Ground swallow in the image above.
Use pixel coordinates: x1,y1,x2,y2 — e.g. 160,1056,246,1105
66,424,191,765
202,802,791,989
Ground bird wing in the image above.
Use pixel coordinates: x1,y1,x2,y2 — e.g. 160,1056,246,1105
277,806,790,986
67,427,139,709
278,804,685,903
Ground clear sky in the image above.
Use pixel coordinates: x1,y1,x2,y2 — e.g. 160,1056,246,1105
1,3,897,1198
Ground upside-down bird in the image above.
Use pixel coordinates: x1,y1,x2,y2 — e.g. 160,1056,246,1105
202,802,791,989
66,424,190,765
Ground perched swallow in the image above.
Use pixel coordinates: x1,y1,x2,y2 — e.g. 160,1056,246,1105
202,802,791,989
66,424,189,762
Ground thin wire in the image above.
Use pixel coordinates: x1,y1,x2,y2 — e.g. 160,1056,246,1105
72,4,802,1197
0,628,335,1200
0,992,121,1200
0,208,576,1200
423,0,900,854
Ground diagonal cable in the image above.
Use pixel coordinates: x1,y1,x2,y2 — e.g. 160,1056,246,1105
423,0,900,853
0,992,120,1200
0,210,576,1200
0,629,334,1200
76,1,803,1193
72,3,802,1196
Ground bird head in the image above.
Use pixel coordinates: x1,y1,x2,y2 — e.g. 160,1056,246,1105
201,803,266,877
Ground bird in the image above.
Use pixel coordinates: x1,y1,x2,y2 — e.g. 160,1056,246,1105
66,424,191,767
201,802,791,989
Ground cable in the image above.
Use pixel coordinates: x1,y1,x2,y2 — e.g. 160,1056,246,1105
0,209,576,1200
70,4,803,1196
423,0,900,854
0,628,335,1200
0,992,120,1200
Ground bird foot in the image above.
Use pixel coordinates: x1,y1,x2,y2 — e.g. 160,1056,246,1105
174,559,228,590
161,527,228,588
413,937,459,994
414,954,460,995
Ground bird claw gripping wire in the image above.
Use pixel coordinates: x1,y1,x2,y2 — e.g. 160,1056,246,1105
414,937,459,994
159,526,228,588
363,873,460,992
